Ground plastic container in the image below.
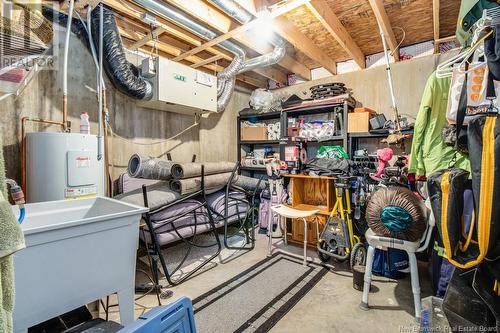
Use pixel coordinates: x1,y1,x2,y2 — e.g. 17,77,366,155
12,197,148,332
80,112,90,134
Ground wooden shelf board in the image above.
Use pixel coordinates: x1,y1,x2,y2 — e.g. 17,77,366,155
240,140,280,145
291,203,331,216
284,173,336,180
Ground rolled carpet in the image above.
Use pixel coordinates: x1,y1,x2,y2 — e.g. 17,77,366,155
233,175,267,192
170,172,233,195
171,162,236,179
127,154,174,180
365,186,427,242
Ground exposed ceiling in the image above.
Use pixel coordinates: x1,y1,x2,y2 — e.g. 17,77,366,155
66,0,461,89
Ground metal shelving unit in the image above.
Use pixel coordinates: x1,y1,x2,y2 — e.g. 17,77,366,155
237,102,352,177
348,128,414,156
237,109,283,177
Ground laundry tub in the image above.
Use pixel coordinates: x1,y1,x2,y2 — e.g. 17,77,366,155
12,197,148,333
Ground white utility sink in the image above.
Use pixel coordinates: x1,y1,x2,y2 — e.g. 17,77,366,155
12,197,148,333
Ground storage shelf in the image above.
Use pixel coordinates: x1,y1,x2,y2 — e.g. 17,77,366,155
348,129,414,138
239,111,281,120
306,136,345,142
240,166,267,172
283,103,345,117
239,140,280,145
291,204,331,216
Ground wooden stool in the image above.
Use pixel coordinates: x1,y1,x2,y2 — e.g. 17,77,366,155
267,204,319,265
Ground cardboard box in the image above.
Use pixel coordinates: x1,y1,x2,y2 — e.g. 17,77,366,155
348,112,371,133
241,127,267,141
354,107,376,116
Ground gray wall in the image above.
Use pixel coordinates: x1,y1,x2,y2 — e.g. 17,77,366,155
0,31,249,185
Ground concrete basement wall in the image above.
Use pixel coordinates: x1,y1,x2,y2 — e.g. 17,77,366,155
0,29,249,186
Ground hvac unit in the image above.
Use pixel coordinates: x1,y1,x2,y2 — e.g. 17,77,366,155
137,57,218,114
26,132,104,203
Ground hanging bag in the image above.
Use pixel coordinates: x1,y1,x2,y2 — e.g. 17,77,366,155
427,168,482,268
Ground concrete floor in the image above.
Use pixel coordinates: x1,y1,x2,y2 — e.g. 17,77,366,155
104,231,432,332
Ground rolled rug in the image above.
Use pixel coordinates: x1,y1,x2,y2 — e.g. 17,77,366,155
170,172,233,195
171,162,236,179
127,154,174,180
233,175,267,192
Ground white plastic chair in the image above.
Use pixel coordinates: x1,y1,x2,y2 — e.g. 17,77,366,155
267,204,319,265
360,199,435,319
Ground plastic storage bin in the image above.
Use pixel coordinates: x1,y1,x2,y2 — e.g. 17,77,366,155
12,197,148,333
119,297,196,333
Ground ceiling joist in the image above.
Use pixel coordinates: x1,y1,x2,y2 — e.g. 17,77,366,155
171,0,308,62
190,55,223,68
367,0,400,61
129,27,165,51
306,0,365,69
164,0,311,80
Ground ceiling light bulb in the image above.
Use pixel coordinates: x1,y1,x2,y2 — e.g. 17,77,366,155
252,9,275,42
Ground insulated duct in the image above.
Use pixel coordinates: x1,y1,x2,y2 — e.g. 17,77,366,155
132,0,286,112
42,5,152,100
90,5,153,100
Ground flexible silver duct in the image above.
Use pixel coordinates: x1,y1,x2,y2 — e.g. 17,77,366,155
207,0,286,74
218,76,236,111
209,0,253,24
239,37,285,74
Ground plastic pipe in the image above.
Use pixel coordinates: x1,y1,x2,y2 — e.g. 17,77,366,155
62,0,75,132
97,4,103,161
86,5,105,90
378,24,402,132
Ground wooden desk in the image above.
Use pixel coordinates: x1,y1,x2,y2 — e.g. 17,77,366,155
284,174,335,247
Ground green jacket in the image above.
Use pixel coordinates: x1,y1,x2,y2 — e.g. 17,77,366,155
408,72,470,177
456,0,499,47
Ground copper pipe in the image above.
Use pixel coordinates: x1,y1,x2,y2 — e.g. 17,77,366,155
21,117,65,196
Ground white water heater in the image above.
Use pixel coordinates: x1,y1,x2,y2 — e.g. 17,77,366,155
26,132,104,203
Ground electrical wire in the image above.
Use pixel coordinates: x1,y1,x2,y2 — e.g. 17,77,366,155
391,26,406,56
108,116,200,146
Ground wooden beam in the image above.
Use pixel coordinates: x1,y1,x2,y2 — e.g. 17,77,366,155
164,0,311,80
253,67,287,84
433,0,440,53
236,74,268,88
190,55,223,68
171,0,309,62
306,1,365,69
273,16,337,74
367,0,400,61
130,27,166,51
